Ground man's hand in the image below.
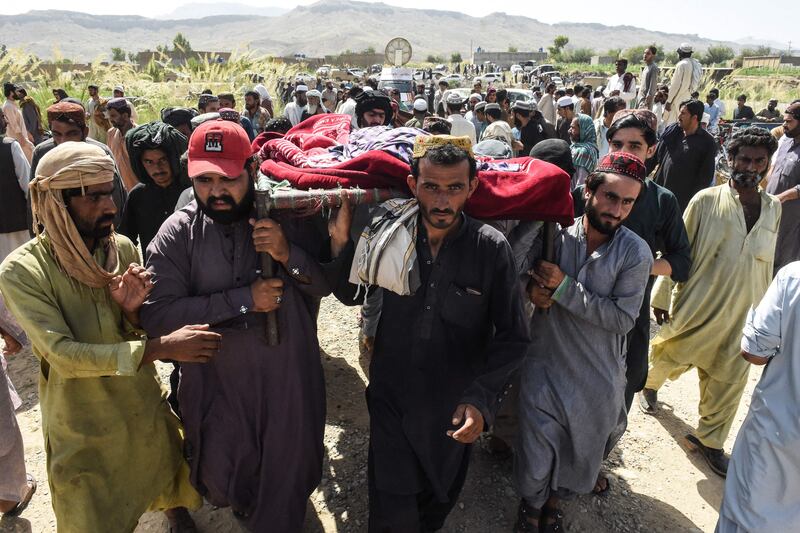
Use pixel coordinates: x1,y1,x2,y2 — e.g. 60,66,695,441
109,263,153,316
776,188,799,204
328,198,353,257
528,284,554,309
610,90,621,97
250,278,284,312
653,307,670,325
664,102,672,112
143,324,222,366
530,260,566,290
447,404,484,444
250,218,290,265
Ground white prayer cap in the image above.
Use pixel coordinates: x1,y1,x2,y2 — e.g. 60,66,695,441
307,89,322,98
295,85,309,92
557,96,574,108
469,93,483,102
113,84,124,92
678,43,693,53
413,98,428,111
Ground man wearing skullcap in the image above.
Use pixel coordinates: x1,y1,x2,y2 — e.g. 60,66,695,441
354,90,394,129
664,44,703,125
3,82,34,163
111,84,139,122
140,119,332,532
573,110,690,421
404,97,430,129
329,135,529,532
641,127,782,477
198,94,220,114
467,101,488,139
106,97,139,191
0,142,215,532
512,100,556,155
218,94,256,141
283,84,308,126
29,101,128,230
444,92,476,144
514,152,652,531
555,96,576,143
766,100,800,274
603,59,637,109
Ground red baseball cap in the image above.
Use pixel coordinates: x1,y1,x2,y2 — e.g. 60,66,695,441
188,119,253,178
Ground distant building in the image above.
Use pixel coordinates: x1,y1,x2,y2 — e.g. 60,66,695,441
741,55,800,69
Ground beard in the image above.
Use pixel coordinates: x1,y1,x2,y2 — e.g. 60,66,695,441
730,170,761,189
308,103,318,114
585,196,621,236
74,213,116,239
419,205,460,230
195,181,255,225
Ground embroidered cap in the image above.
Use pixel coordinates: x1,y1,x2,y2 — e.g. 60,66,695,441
188,119,253,178
591,151,647,183
412,134,473,159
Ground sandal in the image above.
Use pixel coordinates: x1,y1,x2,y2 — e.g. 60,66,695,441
4,474,36,517
513,499,541,533
540,507,565,532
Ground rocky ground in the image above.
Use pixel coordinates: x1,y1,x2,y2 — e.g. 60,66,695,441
1,297,759,533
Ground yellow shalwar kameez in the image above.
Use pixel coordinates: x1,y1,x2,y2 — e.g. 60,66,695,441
0,234,200,533
646,184,781,449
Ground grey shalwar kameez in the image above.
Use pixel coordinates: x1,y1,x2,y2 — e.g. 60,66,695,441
0,293,27,504
514,217,652,506
140,202,329,533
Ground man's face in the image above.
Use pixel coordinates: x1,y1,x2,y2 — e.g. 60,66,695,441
326,82,333,90
407,158,477,231
583,174,641,235
737,98,746,108
51,90,59,101
616,62,626,75
609,127,656,162
296,92,308,106
141,148,173,188
308,96,321,109
363,109,386,127
678,106,695,131
728,144,770,189
192,167,254,225
486,92,497,103
113,90,124,98
784,112,800,138
557,106,572,120
476,110,486,122
66,182,118,240
206,100,221,113
107,108,129,129
245,94,258,111
219,97,234,109
643,49,653,63
569,118,581,142
768,101,777,111
706,94,715,106
88,87,98,97
50,120,87,144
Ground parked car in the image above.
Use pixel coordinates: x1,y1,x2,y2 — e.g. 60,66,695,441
328,68,361,82
477,72,503,84
315,65,332,77
294,72,316,86
510,64,523,74
507,88,535,105
440,74,463,86
522,60,538,72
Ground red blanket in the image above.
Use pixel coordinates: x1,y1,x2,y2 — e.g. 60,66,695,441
258,115,574,224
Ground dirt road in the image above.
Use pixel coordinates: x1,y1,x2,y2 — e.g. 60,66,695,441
1,297,758,532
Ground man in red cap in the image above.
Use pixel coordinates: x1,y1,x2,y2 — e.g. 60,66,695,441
140,119,332,532
514,152,653,532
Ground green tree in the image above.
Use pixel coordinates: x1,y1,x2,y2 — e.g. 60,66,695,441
605,48,622,59
173,33,192,52
111,47,126,61
701,45,734,66
450,52,462,63
363,46,376,54
508,45,518,53
548,35,569,58
127,52,137,63
568,47,595,63
156,43,170,54
624,45,648,65
663,51,679,65
426,54,444,64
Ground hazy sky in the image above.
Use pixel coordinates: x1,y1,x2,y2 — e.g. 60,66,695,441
2,0,794,46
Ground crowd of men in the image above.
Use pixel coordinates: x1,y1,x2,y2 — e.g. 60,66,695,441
0,39,799,533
